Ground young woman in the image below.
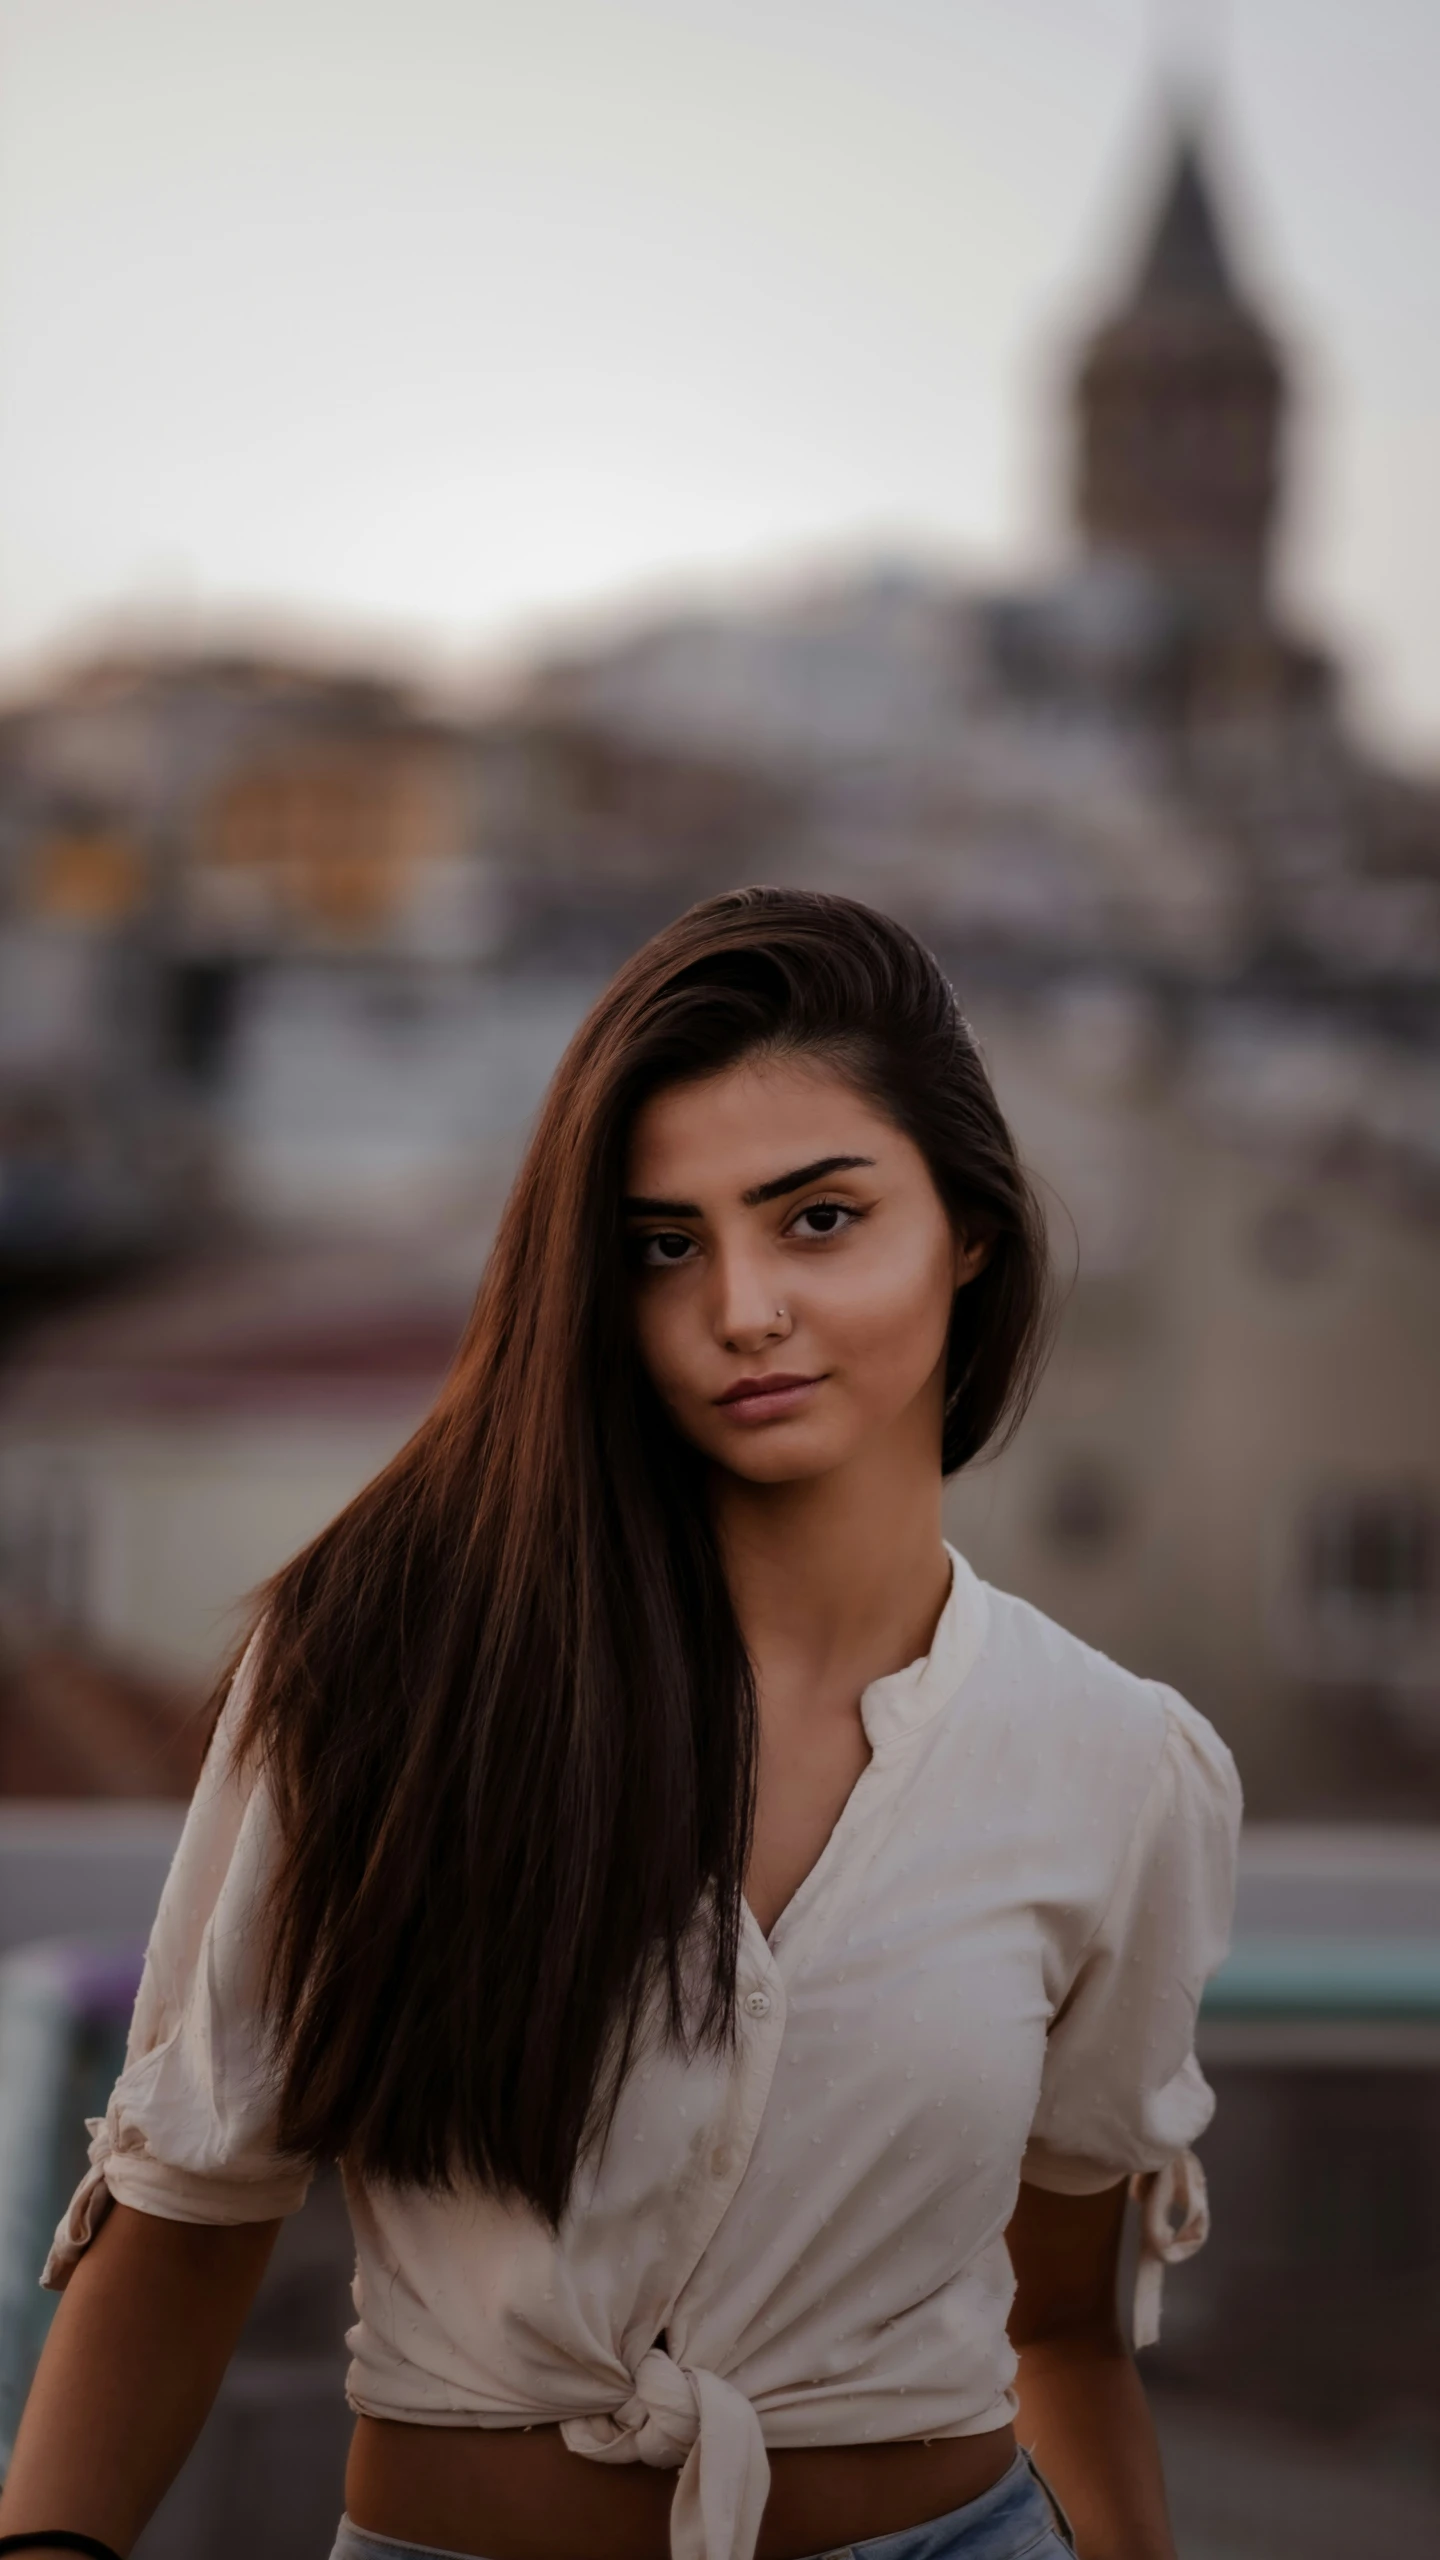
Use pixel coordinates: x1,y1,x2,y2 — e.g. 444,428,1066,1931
0,887,1239,2560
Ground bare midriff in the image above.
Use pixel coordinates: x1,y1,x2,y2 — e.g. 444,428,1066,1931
346,2414,1017,2560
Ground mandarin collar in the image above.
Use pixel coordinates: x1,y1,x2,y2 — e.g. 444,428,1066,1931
858,1543,989,1753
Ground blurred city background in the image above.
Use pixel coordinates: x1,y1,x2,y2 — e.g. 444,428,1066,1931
0,4,1437,2553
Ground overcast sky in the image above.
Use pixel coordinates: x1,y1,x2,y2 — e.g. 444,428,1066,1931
0,0,1436,762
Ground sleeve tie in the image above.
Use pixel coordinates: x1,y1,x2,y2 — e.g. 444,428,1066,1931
1130,2147,1209,2349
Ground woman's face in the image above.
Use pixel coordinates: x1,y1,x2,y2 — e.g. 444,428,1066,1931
624,1053,988,1486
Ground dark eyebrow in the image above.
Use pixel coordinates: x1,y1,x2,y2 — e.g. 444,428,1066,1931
622,1194,702,1219
742,1153,876,1205
622,1155,876,1222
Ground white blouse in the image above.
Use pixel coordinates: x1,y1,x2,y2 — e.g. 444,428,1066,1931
46,1548,1241,2560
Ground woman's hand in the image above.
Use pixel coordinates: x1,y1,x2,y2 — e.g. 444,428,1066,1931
1006,2178,1177,2560
0,2201,280,2551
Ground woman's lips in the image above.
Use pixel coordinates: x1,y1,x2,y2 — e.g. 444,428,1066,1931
713,1372,823,1425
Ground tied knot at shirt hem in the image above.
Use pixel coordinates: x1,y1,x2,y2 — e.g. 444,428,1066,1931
562,2349,770,2560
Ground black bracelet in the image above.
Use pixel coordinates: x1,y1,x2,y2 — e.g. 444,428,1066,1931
0,2536,125,2559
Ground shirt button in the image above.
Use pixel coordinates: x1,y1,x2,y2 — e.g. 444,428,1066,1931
743,1988,772,2018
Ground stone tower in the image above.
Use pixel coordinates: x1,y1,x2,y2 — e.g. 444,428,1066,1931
1073,121,1287,614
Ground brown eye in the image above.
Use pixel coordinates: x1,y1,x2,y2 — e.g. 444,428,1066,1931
790,1200,860,1240
639,1231,697,1268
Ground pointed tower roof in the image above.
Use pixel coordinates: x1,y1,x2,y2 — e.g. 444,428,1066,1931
1071,104,1288,607
1133,125,1246,305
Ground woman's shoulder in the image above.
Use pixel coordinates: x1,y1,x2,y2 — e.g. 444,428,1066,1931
966,1569,1240,1822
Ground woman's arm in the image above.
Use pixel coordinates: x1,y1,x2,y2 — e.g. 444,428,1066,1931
1006,2178,1175,2560
0,2202,281,2552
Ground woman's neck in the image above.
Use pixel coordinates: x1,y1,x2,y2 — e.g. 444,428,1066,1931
712,1435,952,1713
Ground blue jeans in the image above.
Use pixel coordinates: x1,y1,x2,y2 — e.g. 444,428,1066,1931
328,2448,1075,2560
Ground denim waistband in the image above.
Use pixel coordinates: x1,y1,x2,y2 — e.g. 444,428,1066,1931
329,2448,1074,2560
846,2450,1073,2557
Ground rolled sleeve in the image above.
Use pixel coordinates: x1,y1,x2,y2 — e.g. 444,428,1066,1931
1021,1685,1241,2198
43,1636,314,2292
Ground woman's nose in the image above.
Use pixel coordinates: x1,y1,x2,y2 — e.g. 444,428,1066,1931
711,1251,788,1353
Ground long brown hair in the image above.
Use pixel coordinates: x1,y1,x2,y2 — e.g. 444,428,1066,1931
233,887,1053,2223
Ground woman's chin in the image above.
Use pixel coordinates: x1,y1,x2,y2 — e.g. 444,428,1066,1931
709,1426,856,1487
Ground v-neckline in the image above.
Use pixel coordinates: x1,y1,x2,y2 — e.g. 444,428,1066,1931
739,1548,991,1965
742,1736,887,1962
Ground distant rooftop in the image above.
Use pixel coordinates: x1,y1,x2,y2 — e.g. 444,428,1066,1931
0,1228,489,1426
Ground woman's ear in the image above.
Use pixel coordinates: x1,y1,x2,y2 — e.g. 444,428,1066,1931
953,1228,993,1291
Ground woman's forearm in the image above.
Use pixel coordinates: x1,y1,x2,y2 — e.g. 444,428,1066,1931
1013,2332,1176,2560
0,2200,281,2550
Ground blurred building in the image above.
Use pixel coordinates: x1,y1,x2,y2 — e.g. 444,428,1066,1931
0,650,490,1276
0,1233,476,1693
1074,127,1287,610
